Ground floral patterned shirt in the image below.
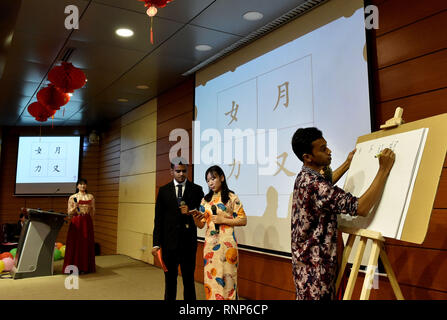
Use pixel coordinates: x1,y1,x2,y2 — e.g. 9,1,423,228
291,166,358,299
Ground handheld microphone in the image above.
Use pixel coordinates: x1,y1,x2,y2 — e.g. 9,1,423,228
73,197,80,212
211,205,219,232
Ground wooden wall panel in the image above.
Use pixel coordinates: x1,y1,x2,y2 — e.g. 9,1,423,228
374,0,447,36
384,245,447,292
117,100,157,264
94,119,121,255
375,11,447,68
375,50,447,102
374,88,447,128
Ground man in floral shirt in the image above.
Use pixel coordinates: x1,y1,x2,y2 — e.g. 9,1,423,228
290,127,395,300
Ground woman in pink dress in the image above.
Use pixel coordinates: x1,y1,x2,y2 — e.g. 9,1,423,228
63,178,96,274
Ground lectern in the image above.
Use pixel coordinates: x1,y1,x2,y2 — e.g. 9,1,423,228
11,209,67,279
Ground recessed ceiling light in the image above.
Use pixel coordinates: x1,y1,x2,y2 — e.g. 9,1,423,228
116,28,134,37
195,44,212,52
117,98,128,102
242,11,263,21
136,85,149,90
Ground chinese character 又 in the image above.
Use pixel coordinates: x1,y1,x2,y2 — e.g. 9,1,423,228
273,81,289,111
273,152,295,176
53,165,60,173
225,101,239,125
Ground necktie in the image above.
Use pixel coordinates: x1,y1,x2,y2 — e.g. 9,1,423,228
177,184,183,200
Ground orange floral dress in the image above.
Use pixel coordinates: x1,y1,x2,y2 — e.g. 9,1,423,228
200,192,246,300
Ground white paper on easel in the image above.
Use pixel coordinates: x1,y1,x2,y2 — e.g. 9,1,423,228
339,128,428,240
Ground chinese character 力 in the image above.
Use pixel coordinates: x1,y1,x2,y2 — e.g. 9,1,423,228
227,158,241,180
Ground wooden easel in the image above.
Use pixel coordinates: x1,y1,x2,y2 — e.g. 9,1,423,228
335,226,404,300
336,107,406,300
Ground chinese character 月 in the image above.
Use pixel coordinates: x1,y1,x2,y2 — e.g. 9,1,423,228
273,81,289,111
225,101,239,125
55,146,61,154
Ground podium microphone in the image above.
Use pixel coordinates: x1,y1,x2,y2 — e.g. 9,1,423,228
211,205,219,232
73,197,80,212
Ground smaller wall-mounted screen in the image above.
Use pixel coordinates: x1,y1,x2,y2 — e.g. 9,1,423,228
15,136,81,195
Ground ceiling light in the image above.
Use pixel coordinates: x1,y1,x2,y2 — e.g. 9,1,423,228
116,28,134,37
242,11,263,21
136,85,149,90
195,44,212,52
117,98,128,102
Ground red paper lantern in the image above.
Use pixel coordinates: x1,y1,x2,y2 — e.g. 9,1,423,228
138,0,174,43
48,62,86,93
37,85,70,110
27,102,56,122
138,0,172,8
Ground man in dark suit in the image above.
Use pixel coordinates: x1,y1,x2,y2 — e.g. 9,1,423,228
152,157,204,301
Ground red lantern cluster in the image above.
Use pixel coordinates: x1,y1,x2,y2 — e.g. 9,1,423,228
28,62,86,122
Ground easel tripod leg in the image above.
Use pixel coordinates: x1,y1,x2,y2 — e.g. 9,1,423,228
335,234,355,294
343,237,367,300
360,240,381,300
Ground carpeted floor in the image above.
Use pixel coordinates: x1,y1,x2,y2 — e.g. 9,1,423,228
1,255,207,300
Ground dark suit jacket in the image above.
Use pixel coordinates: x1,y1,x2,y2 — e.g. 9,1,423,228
153,180,204,252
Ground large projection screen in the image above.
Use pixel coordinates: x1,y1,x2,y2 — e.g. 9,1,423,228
194,0,372,256
15,136,81,195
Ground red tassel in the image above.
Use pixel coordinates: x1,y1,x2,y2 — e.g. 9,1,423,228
62,107,65,117
52,115,54,128
150,16,154,44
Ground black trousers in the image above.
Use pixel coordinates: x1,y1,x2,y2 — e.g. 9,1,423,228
162,244,197,301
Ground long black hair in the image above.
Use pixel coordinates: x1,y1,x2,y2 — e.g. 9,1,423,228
204,165,233,205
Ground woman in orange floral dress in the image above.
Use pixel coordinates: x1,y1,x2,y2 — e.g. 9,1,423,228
192,165,247,300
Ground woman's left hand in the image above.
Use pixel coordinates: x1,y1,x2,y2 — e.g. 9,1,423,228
211,213,226,225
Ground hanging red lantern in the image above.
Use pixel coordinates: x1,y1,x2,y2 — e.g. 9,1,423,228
138,0,172,8
37,84,70,110
138,0,174,44
27,102,56,122
48,62,87,93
